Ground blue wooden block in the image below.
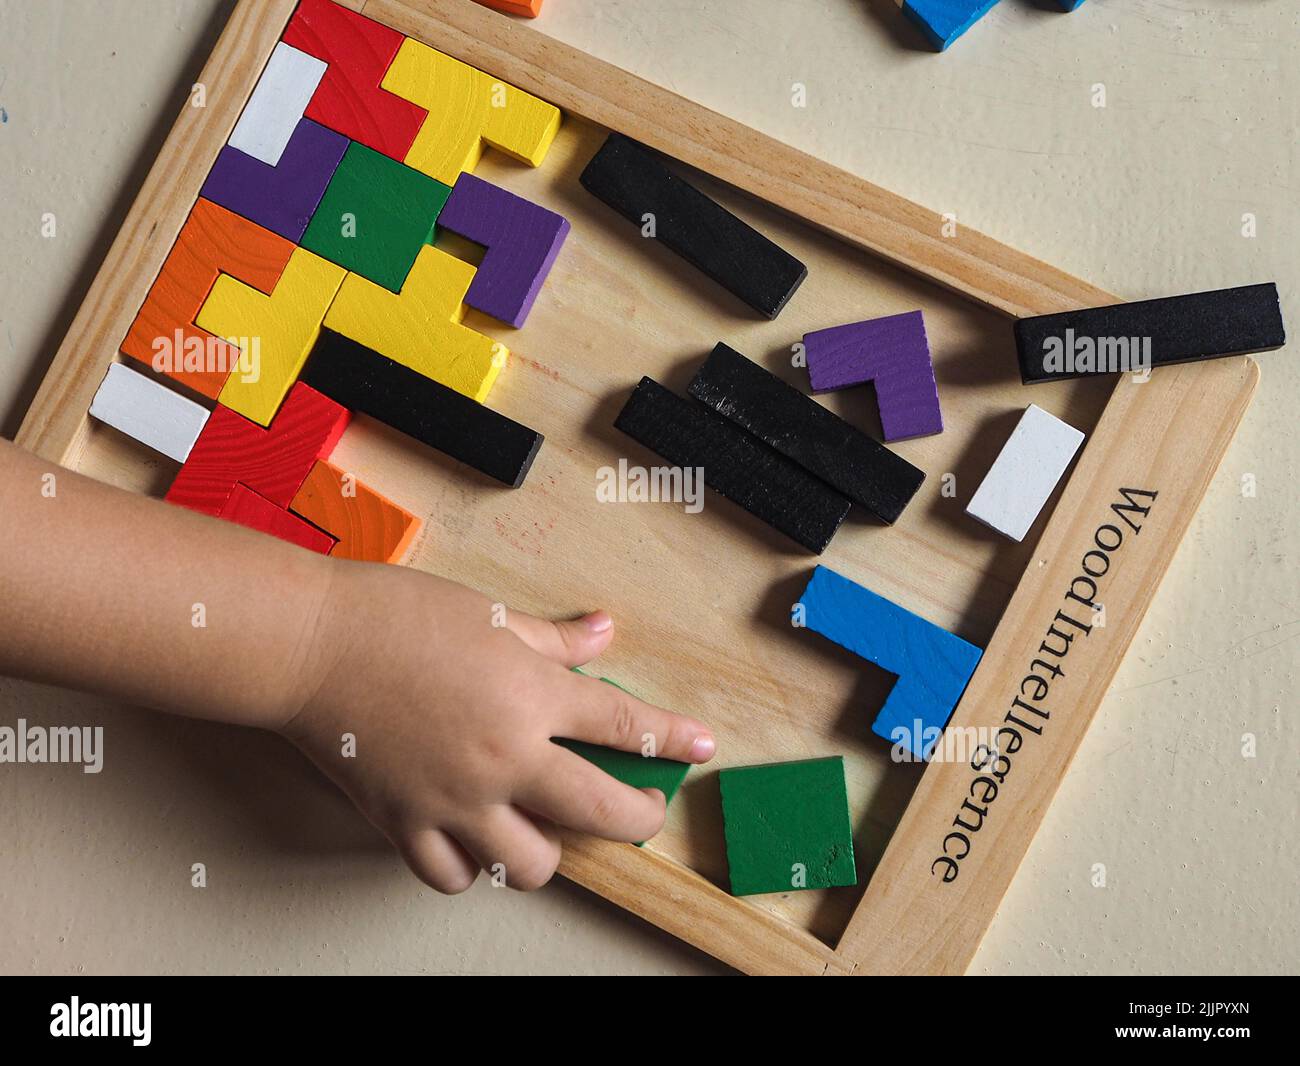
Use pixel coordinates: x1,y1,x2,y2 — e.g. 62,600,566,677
798,565,983,759
1053,0,1086,9
901,0,1001,51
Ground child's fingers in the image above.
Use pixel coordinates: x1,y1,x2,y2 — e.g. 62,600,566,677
566,676,715,764
504,609,614,667
451,805,562,891
517,749,667,842
396,827,479,895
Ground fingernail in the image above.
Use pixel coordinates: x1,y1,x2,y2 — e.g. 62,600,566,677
689,735,716,762
582,610,613,633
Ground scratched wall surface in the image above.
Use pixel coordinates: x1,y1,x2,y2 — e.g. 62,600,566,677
0,0,1295,976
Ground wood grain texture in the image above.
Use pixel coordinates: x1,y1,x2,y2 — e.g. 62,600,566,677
323,244,504,402
120,197,295,399
556,833,854,976
835,355,1258,974
290,459,421,563
14,0,1258,975
219,482,337,554
200,247,345,427
14,0,302,465
367,0,1117,318
382,35,561,184
283,0,428,161
165,382,349,517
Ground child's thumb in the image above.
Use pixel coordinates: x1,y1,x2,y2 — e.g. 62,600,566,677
505,609,614,667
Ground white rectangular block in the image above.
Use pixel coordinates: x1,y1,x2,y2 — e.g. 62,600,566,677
966,403,1085,541
227,42,327,166
89,363,210,464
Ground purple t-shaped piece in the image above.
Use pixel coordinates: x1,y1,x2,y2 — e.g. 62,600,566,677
200,118,347,243
435,172,571,328
804,310,943,441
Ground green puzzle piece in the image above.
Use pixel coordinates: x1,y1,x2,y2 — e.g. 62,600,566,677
718,756,856,897
301,141,451,292
559,669,691,807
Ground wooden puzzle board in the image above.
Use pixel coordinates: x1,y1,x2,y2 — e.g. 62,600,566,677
17,0,1258,974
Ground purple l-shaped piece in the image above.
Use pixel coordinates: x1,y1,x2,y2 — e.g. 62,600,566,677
435,172,571,328
804,310,943,441
200,117,347,243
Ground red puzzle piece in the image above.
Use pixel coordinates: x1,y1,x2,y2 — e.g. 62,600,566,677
283,0,428,161
165,382,350,516
219,483,336,554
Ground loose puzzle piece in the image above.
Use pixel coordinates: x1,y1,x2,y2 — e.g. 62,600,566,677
219,483,336,555
88,363,210,464
474,0,544,16
580,133,807,319
804,310,943,442
561,668,691,803
323,243,503,402
966,404,1084,541
687,342,925,524
302,140,451,292
435,172,570,327
799,565,983,760
200,117,348,242
900,0,1002,51
614,376,851,554
282,0,427,161
1014,283,1286,384
302,329,543,488
121,198,295,398
719,756,856,897
290,459,421,563
198,247,346,427
382,38,561,185
165,381,349,516
227,42,326,167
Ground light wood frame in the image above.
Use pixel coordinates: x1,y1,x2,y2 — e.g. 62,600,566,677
16,0,1258,975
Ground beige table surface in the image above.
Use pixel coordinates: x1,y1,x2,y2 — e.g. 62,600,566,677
0,0,1295,975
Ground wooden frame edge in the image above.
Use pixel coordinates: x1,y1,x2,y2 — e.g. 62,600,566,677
9,0,1259,976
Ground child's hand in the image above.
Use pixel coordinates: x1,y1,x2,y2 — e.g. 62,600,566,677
280,563,716,894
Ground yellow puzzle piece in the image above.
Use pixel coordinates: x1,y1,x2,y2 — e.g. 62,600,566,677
382,39,561,185
198,248,345,426
323,244,506,402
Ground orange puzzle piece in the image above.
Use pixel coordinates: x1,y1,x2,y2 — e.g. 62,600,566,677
474,0,544,16
121,198,296,398
291,460,421,563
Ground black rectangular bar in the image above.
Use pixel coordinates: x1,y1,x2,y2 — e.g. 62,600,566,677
302,329,543,488
687,342,925,523
579,133,807,319
614,376,850,553
1015,283,1286,384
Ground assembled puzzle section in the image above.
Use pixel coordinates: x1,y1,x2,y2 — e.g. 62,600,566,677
102,0,578,562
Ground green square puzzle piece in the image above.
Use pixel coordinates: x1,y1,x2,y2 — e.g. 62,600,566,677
718,756,857,897
560,668,690,806
301,141,451,292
